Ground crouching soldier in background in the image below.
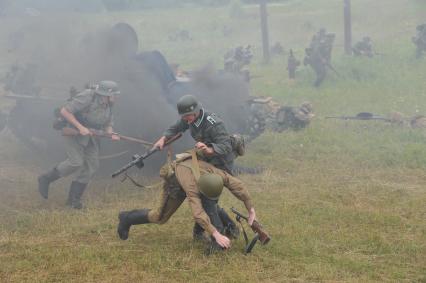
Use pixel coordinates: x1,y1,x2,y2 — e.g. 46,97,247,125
117,150,257,252
37,81,120,209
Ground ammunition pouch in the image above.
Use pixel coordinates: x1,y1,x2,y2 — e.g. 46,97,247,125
159,162,175,180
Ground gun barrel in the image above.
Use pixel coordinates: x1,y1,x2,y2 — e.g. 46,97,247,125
111,158,140,178
111,147,159,178
231,207,248,220
111,133,182,178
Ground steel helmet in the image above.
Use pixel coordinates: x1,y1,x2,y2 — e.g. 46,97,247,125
197,173,223,200
95,80,120,97
177,95,201,116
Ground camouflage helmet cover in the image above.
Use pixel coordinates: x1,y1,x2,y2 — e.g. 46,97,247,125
197,173,224,200
294,102,314,121
95,80,120,97
177,94,202,116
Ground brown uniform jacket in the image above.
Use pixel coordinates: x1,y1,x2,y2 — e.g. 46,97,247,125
173,158,253,235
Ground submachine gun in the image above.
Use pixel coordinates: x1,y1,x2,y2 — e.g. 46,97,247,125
231,207,271,254
112,133,182,178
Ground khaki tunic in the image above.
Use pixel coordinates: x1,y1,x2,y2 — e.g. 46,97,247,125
55,90,113,184
147,158,253,235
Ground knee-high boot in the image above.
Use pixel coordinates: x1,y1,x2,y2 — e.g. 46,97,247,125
117,209,151,240
38,167,61,199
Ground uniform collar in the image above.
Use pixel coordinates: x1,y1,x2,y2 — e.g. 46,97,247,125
192,109,205,128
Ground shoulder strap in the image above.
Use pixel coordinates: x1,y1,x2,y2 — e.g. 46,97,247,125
190,149,200,181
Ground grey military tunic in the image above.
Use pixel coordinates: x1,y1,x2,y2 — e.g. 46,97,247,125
163,109,234,173
56,89,113,184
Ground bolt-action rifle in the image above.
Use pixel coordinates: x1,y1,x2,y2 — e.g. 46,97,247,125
326,112,392,122
325,62,341,76
111,133,182,178
231,207,271,254
61,126,153,147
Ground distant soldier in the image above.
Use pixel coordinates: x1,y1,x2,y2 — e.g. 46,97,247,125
246,97,314,139
274,102,314,132
353,36,374,57
270,42,284,55
304,47,327,87
287,49,300,80
37,81,120,209
224,45,253,81
412,24,426,58
304,29,335,87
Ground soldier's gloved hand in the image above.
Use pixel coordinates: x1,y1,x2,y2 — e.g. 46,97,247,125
79,126,91,136
212,230,231,249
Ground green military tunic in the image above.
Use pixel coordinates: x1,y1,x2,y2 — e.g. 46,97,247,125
163,109,234,173
55,89,113,184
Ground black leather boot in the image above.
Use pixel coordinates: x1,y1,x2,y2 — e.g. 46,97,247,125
117,209,150,240
193,223,205,241
38,168,60,199
66,181,87,209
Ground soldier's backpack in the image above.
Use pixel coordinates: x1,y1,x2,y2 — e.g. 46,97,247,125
52,87,96,130
230,134,245,156
52,107,68,130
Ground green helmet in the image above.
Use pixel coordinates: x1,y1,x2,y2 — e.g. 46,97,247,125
95,80,120,97
177,95,201,116
197,173,223,200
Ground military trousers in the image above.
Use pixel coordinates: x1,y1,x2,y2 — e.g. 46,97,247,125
147,178,186,224
55,135,100,184
146,169,225,236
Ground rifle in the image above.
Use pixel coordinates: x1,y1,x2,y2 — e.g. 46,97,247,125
326,112,392,122
61,127,153,147
111,133,182,178
231,207,271,254
325,62,340,76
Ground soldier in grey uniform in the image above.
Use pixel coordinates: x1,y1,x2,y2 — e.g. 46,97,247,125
154,95,235,174
413,24,426,58
37,81,120,209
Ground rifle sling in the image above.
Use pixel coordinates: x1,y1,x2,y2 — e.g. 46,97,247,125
121,172,145,188
235,214,258,254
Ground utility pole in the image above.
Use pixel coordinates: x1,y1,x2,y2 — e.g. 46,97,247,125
343,0,352,55
259,0,270,63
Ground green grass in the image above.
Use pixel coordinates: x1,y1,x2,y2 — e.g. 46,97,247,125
1,0,426,282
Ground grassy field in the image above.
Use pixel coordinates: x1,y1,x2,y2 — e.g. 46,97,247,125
1,0,426,282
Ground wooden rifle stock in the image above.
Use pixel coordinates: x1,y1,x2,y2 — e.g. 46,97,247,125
230,207,271,245
61,127,153,146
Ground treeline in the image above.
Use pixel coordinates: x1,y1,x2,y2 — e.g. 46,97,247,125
0,0,290,14
103,0,290,10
